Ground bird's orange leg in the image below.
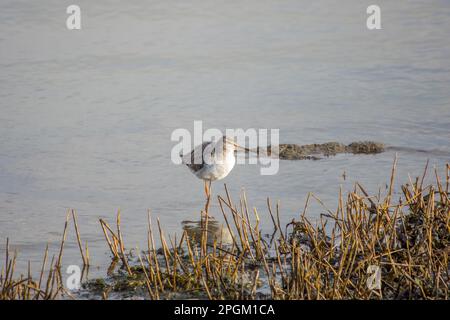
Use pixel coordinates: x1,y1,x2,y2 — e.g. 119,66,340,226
204,180,209,198
208,180,212,198
204,180,212,216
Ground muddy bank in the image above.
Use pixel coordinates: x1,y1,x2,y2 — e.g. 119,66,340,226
261,141,385,160
79,168,449,300
1,163,449,300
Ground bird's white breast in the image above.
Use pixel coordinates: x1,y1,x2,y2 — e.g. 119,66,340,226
196,150,236,181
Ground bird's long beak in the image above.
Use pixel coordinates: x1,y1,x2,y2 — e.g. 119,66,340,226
232,143,257,154
224,137,258,154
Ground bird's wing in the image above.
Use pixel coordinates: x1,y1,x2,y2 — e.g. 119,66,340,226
181,141,213,172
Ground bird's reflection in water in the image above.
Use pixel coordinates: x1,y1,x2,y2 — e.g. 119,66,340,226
181,218,233,247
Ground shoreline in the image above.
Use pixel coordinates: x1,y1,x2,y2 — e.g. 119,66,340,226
1,162,449,300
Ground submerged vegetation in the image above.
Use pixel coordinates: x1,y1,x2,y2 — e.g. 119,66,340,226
266,141,385,160
1,160,449,300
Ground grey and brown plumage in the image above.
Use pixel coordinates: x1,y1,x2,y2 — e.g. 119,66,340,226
181,136,248,211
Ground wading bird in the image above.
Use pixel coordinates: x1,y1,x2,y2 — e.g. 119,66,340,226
181,136,249,212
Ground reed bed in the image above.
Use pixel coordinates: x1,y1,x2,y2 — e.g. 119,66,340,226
1,162,449,300
0,210,89,300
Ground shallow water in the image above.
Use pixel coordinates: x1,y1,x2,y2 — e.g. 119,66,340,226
0,1,449,278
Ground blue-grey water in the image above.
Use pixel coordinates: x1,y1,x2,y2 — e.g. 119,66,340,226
0,0,449,278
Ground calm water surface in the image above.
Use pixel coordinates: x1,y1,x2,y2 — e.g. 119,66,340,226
0,0,449,276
